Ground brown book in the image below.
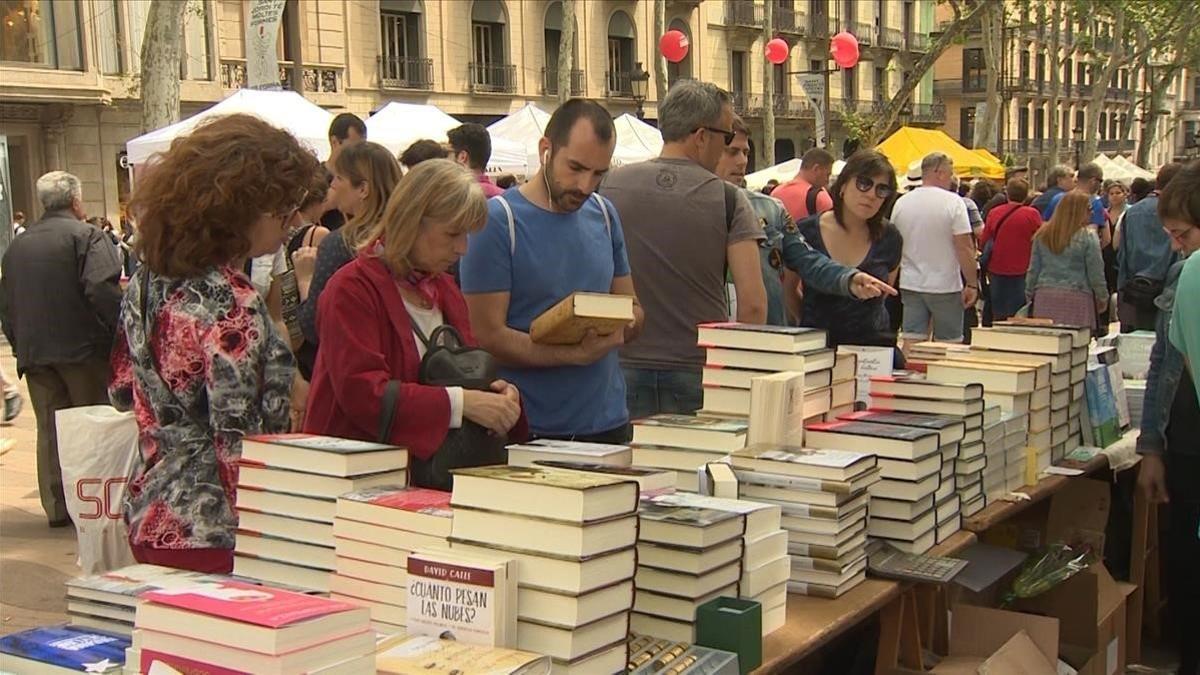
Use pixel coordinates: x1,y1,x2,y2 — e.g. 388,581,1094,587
529,292,633,345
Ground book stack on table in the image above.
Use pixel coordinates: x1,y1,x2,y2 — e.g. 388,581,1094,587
66,564,232,638
0,625,130,674
233,434,408,593
630,414,749,493
728,445,879,597
130,580,374,674
448,465,638,675
805,420,946,554
972,323,1090,460
637,492,789,636
328,486,452,634
697,322,836,422
824,351,859,421
1001,411,1030,491
906,341,971,364
981,408,1009,502
506,439,632,469
835,410,969,545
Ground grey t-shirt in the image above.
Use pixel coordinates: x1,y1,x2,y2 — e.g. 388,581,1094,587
601,158,764,370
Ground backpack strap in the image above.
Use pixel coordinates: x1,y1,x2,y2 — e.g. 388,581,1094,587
592,193,612,239
496,195,517,256
723,181,738,232
805,185,821,216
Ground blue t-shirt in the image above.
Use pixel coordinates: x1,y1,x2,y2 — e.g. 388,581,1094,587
459,189,631,437
1044,191,1105,228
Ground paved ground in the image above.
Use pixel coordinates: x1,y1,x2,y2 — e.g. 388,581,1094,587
0,340,78,636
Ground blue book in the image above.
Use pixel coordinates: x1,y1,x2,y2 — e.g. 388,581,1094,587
0,625,128,673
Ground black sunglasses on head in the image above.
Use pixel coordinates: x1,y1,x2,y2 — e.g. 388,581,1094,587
696,126,736,146
854,175,895,199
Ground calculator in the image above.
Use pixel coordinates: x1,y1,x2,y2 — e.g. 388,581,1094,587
866,541,969,584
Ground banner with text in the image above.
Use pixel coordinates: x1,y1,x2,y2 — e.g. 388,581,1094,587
797,74,827,148
246,0,288,89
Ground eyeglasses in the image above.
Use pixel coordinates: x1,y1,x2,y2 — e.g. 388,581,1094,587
1164,226,1194,243
854,175,895,199
696,126,736,146
277,188,309,217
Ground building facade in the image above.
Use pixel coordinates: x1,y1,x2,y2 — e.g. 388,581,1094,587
931,0,1193,186
1,0,944,235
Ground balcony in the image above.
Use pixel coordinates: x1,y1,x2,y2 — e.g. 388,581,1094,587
468,62,517,94
910,101,947,124
220,59,342,93
809,15,834,38
1184,99,1200,111
378,56,433,90
832,98,877,116
724,1,764,30
853,22,874,46
906,32,931,52
542,68,584,97
1098,139,1136,153
878,27,903,50
731,91,762,116
934,78,986,95
774,96,816,118
606,70,637,98
775,6,807,36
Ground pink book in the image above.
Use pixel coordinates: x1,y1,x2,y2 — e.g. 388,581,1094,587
140,581,354,627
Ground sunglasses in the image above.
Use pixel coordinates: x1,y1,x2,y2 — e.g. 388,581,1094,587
696,126,736,146
854,175,895,199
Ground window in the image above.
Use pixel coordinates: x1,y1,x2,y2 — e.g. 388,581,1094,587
960,107,977,147
843,65,857,101
1018,108,1029,139
382,0,424,84
471,0,509,90
1076,61,1086,88
1192,75,1200,104
1064,59,1073,89
774,63,786,97
731,50,747,95
902,0,914,37
874,66,886,102
1061,110,1070,139
842,0,855,23
1074,109,1084,133
1034,107,1045,139
181,0,210,80
875,0,885,27
1109,115,1119,139
96,0,122,74
1098,112,1107,140
963,48,985,91
1019,51,1030,80
607,10,635,95
775,138,796,162
0,0,82,69
666,17,691,85
1036,54,1045,84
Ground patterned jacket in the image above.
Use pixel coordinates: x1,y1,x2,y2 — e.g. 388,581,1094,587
109,267,294,550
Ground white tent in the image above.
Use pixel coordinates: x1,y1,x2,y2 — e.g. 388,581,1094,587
612,114,663,166
1110,154,1155,181
126,89,334,164
366,102,527,174
487,103,551,175
745,158,845,191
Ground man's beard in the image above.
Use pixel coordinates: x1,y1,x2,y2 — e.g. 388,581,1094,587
545,162,588,212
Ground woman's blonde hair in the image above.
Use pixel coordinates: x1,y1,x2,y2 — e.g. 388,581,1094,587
336,141,402,250
375,159,488,273
1036,191,1091,255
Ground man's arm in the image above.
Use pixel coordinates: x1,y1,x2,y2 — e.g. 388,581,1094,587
82,228,124,333
0,272,14,349
610,275,644,342
727,240,767,324
465,292,620,369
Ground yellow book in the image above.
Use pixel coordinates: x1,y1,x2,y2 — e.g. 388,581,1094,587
529,293,633,345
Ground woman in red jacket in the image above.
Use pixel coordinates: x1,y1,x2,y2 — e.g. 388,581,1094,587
305,159,527,471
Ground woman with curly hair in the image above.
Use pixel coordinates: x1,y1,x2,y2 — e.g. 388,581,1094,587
109,114,319,573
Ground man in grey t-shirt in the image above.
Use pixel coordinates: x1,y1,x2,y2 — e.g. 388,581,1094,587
602,81,767,418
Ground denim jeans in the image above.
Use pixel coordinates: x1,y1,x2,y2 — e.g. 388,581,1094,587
623,367,703,420
988,273,1026,321
901,290,965,342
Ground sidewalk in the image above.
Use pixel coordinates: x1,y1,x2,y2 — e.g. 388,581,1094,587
0,341,77,635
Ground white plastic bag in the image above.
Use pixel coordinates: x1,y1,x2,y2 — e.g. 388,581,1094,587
56,405,140,574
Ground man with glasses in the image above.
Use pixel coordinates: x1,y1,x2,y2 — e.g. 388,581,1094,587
601,80,767,419
891,152,978,347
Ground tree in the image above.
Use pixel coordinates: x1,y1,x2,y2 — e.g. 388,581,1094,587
139,0,189,133
1134,9,1200,166
1047,1,1063,166
975,1,1005,152
653,0,668,105
762,0,776,167
556,0,575,105
861,0,988,147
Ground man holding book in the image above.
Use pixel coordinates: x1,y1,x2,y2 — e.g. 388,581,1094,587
461,100,643,444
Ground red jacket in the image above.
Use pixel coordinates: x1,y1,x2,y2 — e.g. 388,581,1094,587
304,253,527,459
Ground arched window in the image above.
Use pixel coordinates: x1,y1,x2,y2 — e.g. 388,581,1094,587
544,1,580,95
607,10,636,96
380,0,429,88
666,18,692,86
471,0,514,92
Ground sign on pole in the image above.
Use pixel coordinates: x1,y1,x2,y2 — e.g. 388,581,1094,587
797,74,827,147
246,0,288,90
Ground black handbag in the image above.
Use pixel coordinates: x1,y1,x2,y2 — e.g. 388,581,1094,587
1121,274,1165,311
378,319,508,491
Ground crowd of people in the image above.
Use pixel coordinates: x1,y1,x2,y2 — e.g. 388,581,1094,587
0,83,1197,640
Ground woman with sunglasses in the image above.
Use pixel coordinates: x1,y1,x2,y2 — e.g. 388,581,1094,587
793,150,902,350
109,114,318,573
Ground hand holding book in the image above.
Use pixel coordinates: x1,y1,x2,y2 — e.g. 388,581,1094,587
570,327,626,366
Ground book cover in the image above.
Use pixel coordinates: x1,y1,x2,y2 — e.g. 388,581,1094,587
839,410,963,432
531,461,666,480
529,292,633,345
804,420,937,442
452,465,630,491
636,500,740,528
67,565,220,602
376,634,550,675
509,439,630,457
339,486,452,517
139,581,357,628
734,445,873,469
836,345,894,405
698,322,824,336
406,551,512,647
244,434,403,454
634,414,749,434
0,625,129,673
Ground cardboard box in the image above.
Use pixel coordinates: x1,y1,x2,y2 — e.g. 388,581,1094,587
1010,562,1126,675
929,605,1059,675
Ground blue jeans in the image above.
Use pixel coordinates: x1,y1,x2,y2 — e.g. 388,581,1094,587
623,367,703,420
988,273,1026,321
901,290,965,342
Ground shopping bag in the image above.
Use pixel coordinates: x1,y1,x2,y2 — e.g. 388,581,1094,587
56,405,140,574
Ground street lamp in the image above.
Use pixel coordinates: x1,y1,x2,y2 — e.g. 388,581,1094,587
1072,126,1084,169
630,62,650,120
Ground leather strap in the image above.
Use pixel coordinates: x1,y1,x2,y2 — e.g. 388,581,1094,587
378,380,400,444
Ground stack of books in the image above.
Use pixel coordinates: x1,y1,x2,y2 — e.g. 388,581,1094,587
835,410,967,545
234,434,408,593
630,414,749,492
130,580,374,673
728,445,880,596
825,351,859,421
639,491,789,635
532,460,677,496
981,409,1008,503
506,439,632,468
329,486,453,634
66,564,233,637
805,420,943,553
906,341,970,365
697,322,835,421
0,625,130,674
448,465,638,675
1001,411,1030,491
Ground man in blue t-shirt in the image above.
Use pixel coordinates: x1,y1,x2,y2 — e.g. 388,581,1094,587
459,100,644,443
1043,162,1112,248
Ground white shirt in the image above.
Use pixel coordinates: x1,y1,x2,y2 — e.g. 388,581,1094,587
890,186,972,293
249,247,288,299
402,298,464,429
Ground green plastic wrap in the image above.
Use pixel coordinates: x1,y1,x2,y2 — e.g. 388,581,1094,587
1000,543,1096,608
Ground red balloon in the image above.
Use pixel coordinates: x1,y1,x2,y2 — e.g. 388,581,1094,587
659,30,690,64
830,31,860,69
765,38,790,65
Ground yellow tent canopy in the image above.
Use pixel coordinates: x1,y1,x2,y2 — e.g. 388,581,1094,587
875,126,1006,180
973,148,1002,166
